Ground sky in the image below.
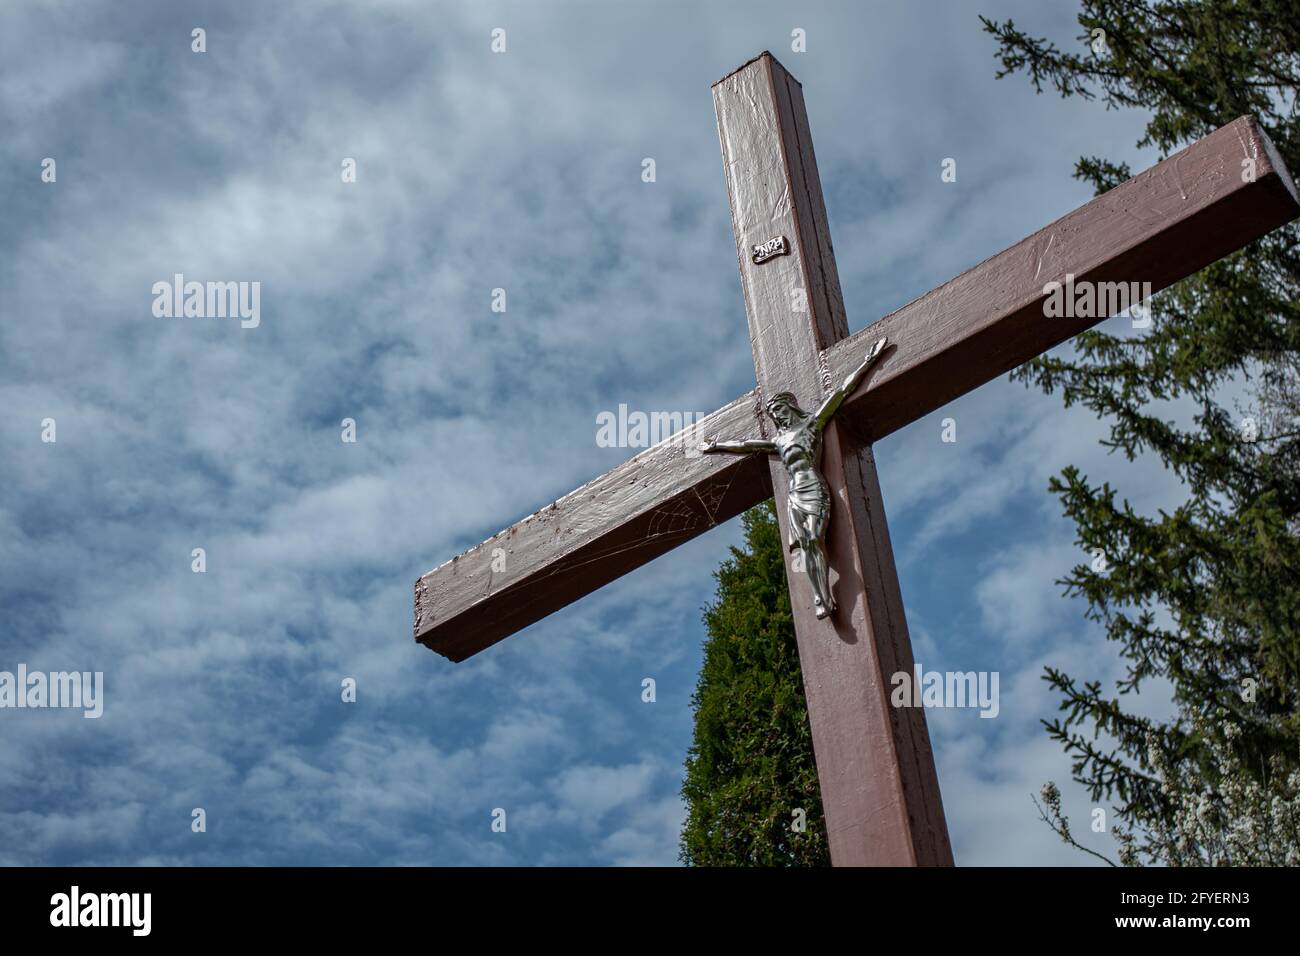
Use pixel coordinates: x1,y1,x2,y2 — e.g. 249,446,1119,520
0,0,1191,866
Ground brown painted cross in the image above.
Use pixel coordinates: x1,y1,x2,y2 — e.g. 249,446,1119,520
413,52,1298,865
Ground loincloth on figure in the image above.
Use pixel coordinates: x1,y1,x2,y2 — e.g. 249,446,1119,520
785,469,830,550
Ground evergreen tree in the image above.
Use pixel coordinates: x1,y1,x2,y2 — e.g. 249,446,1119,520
981,1,1300,864
680,503,830,866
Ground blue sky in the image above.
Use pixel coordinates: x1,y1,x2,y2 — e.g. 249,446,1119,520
1,0,1191,865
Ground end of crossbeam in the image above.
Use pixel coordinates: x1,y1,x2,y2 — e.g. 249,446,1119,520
1246,114,1299,206
412,390,775,663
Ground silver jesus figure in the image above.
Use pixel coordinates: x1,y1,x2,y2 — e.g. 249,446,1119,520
701,337,888,620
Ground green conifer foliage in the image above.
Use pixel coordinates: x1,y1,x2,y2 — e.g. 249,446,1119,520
680,503,830,866
983,1,1300,864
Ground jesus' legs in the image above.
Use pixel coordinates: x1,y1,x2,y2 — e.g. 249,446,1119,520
797,512,835,618
805,542,834,618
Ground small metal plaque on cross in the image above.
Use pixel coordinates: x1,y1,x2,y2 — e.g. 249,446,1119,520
751,234,789,264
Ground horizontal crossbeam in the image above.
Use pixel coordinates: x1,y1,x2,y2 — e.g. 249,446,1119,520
415,115,1297,661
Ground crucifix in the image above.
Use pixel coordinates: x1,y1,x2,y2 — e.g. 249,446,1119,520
413,52,1298,865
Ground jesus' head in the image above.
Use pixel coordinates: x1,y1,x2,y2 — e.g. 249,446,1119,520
765,391,808,430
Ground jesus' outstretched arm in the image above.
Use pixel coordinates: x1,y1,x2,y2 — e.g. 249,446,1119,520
700,437,777,455
814,336,888,432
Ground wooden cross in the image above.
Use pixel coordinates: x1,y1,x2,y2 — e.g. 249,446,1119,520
413,52,1298,865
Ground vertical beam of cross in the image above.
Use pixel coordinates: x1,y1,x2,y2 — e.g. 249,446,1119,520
713,52,953,865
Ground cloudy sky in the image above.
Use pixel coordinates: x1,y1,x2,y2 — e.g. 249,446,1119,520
1,0,1186,865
